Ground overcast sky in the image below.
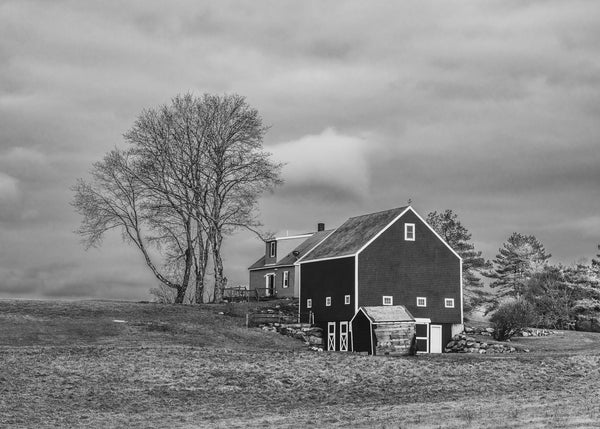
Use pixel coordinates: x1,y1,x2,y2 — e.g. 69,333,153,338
1,1,599,300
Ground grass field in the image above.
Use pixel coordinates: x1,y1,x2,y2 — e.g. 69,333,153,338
1,299,600,428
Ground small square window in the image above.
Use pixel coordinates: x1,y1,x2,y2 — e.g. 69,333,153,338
445,298,455,308
269,241,276,257
325,297,331,307
344,295,351,305
306,298,312,309
383,296,393,306
416,297,427,307
405,223,415,241
283,271,289,288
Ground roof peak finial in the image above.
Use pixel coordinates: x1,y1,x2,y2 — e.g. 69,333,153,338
407,198,412,205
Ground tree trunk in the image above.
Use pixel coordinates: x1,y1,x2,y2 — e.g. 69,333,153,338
175,285,187,304
212,231,225,303
194,230,210,304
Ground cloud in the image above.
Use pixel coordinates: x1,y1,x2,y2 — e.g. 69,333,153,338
272,128,373,201
0,172,18,199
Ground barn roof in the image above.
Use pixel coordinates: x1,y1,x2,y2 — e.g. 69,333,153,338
248,229,333,270
360,305,414,323
301,206,409,262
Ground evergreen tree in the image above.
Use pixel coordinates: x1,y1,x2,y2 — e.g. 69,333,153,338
426,209,491,314
485,232,551,301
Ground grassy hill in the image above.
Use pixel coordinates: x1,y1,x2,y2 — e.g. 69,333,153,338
1,299,600,428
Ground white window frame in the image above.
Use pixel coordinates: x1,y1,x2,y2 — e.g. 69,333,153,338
445,298,455,308
325,296,331,307
269,241,276,258
416,296,427,307
344,295,351,305
383,296,393,306
306,298,312,309
282,271,289,288
405,223,415,241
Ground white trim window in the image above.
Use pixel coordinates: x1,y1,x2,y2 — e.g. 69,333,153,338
325,296,331,307
417,297,427,307
269,241,276,258
282,271,289,288
344,295,351,305
405,223,415,241
383,296,393,306
306,298,312,309
445,298,455,308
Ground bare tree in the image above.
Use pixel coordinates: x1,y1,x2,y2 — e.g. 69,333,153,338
73,93,282,303
199,94,283,302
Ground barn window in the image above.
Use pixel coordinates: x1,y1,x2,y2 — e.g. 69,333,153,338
325,296,331,307
445,298,454,308
269,241,276,258
383,296,393,306
344,295,351,305
416,297,427,307
282,271,289,288
306,298,312,309
405,223,415,241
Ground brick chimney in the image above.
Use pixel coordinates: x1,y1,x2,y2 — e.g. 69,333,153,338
317,223,325,232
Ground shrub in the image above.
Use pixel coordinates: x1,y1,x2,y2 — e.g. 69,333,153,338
490,300,536,341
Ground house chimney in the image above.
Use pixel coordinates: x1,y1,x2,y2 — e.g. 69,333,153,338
317,223,325,232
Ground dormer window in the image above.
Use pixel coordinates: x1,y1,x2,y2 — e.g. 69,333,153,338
269,241,276,258
405,223,415,241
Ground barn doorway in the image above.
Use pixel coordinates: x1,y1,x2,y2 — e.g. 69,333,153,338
430,325,443,353
327,322,336,351
339,321,349,351
265,274,275,297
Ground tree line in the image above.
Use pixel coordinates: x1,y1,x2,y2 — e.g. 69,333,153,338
427,210,600,339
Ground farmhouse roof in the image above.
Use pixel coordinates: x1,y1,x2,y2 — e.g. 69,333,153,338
248,229,333,270
360,305,414,323
301,206,409,262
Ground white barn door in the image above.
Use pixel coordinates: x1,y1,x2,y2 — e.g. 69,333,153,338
339,322,348,352
327,322,336,351
430,325,443,353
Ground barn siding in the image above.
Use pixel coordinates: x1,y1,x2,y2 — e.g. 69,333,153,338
300,257,355,326
358,210,461,324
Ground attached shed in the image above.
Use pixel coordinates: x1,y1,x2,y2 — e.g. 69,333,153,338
350,306,416,356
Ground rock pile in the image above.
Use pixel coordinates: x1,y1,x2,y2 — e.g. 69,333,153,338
260,323,324,348
464,326,555,337
445,333,530,354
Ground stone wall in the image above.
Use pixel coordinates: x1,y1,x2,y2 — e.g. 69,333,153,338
259,322,324,350
373,322,415,356
445,333,530,354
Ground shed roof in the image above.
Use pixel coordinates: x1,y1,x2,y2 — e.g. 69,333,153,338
301,206,409,262
360,305,414,323
248,229,333,270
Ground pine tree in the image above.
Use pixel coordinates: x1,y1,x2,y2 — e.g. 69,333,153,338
426,209,491,314
485,232,551,300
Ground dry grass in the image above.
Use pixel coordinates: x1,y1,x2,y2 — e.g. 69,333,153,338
1,299,600,428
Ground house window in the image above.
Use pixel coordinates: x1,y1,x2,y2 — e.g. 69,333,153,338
445,298,455,308
383,296,393,306
417,297,427,307
283,271,289,288
405,223,415,241
269,241,276,258
344,295,351,305
306,299,312,309
325,296,331,307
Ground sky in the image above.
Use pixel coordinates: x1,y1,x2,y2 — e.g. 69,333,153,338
1,0,599,301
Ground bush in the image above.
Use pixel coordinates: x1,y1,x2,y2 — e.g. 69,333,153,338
490,300,536,341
